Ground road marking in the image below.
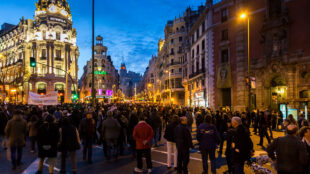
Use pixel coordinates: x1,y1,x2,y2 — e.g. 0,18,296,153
22,158,60,174
151,148,203,162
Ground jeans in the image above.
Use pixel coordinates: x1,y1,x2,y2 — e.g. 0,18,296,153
167,141,177,167
83,138,93,162
60,151,77,173
106,138,118,159
153,128,160,146
177,147,190,174
38,157,55,173
232,162,245,174
259,128,271,145
10,146,23,167
30,136,36,151
201,148,216,174
136,148,152,169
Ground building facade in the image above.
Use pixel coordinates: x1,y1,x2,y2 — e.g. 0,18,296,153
119,63,142,98
80,36,119,103
0,0,79,103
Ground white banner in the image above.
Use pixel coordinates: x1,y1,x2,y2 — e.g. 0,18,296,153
28,92,59,106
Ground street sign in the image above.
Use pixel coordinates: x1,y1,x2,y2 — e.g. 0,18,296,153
94,71,106,75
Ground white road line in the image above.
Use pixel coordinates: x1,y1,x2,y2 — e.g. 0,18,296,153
151,160,167,166
151,148,203,162
22,158,60,174
43,158,61,172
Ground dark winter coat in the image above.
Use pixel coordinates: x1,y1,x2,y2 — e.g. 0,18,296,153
79,118,95,140
231,125,253,163
174,124,193,150
267,135,308,174
102,117,121,140
37,122,59,158
164,122,178,142
59,124,80,152
197,123,220,150
5,115,27,147
0,112,8,136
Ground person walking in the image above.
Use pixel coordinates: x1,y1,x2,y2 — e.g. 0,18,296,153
133,115,154,174
102,111,121,160
149,109,162,147
267,124,308,174
5,110,27,170
79,112,95,164
299,126,310,173
258,112,271,146
36,115,59,174
59,117,81,174
231,117,253,174
0,110,8,150
164,115,179,169
197,115,220,174
28,115,39,153
174,117,193,174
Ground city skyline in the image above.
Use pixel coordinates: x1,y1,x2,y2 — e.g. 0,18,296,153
0,0,205,78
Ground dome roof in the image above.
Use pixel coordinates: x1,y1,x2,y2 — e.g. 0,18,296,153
35,0,71,14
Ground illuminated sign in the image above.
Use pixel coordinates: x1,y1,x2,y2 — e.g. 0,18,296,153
94,71,106,75
106,90,113,96
49,17,67,24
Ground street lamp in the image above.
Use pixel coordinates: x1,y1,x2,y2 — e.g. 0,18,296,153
239,12,251,112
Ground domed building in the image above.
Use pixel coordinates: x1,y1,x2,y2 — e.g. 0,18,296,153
0,0,79,103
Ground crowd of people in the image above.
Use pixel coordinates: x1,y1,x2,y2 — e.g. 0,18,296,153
0,103,309,174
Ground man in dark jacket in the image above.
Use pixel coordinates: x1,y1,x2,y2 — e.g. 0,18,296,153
164,115,179,169
197,115,220,174
5,110,27,170
150,110,162,147
79,112,95,164
36,115,59,174
174,117,193,174
231,117,253,174
59,117,80,174
267,124,308,174
102,111,121,159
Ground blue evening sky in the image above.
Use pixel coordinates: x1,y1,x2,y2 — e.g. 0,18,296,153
0,0,205,78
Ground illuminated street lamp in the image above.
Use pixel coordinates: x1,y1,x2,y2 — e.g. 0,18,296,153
239,11,251,112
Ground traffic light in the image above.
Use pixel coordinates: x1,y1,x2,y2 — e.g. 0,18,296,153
30,57,36,67
72,94,78,100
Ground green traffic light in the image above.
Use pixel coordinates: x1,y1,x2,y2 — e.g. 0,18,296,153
30,57,36,67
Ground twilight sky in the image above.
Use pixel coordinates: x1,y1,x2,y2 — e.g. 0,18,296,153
0,0,205,78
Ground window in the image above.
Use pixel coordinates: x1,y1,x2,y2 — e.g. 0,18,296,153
179,68,182,73
43,31,46,40
171,39,174,44
56,50,61,59
196,29,199,39
221,49,229,63
196,61,199,72
196,45,200,55
222,29,228,41
179,37,183,42
41,49,47,58
192,49,194,59
178,46,182,53
202,80,205,87
221,8,228,22
202,22,205,33
192,65,194,73
171,48,174,55
171,59,174,64
56,32,61,40
171,69,174,73
192,35,194,44
202,40,205,50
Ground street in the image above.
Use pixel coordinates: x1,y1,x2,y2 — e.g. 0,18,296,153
0,128,284,174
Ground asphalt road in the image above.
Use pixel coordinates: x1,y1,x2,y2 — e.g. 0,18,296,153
0,128,284,174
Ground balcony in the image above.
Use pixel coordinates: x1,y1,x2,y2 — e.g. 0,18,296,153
168,62,181,66
189,68,206,79
40,57,47,60
55,57,63,61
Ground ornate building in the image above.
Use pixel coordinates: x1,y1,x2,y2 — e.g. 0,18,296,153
80,36,119,103
0,0,79,103
120,62,142,98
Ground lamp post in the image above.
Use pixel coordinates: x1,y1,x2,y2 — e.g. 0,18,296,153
91,0,96,107
240,12,251,112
